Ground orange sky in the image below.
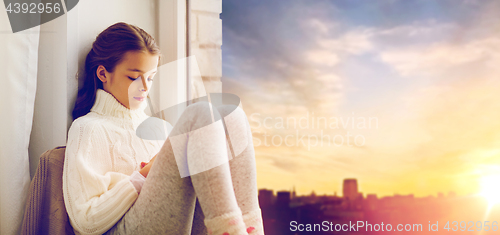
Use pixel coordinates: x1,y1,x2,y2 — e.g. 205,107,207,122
221,0,500,197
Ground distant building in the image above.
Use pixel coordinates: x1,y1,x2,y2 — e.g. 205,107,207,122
276,191,291,208
365,194,378,210
366,194,377,200
343,179,359,201
343,179,364,210
258,189,274,208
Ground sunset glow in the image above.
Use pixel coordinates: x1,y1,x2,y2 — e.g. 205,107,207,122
480,174,500,206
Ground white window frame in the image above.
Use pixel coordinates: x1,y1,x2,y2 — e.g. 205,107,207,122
151,0,190,125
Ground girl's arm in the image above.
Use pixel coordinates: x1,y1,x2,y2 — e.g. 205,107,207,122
63,120,139,235
130,153,157,193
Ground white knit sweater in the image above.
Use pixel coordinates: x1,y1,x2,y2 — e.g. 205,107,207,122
63,89,170,235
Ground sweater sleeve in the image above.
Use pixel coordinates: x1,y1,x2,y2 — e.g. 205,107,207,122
62,120,139,235
130,171,146,194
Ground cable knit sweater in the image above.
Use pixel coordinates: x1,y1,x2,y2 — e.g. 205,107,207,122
63,89,170,235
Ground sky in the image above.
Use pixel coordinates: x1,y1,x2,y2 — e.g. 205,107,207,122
220,0,500,197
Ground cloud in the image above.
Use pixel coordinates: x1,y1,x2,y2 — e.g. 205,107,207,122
305,18,332,35
305,50,340,67
378,22,455,37
380,36,500,76
222,1,355,120
318,29,374,54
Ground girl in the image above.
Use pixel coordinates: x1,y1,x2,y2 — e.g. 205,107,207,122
63,22,264,235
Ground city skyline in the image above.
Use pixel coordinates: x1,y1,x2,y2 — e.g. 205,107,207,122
258,178,500,234
258,178,462,199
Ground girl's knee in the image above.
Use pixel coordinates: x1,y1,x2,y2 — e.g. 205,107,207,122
185,101,213,117
181,101,220,129
216,105,248,124
178,102,249,136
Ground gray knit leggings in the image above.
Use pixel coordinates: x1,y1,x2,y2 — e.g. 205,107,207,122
105,101,259,234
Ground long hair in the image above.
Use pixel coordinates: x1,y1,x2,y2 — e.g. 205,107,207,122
72,22,161,120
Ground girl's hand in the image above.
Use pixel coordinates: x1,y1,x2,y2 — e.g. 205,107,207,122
139,154,158,177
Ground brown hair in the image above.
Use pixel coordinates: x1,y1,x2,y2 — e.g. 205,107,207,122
72,22,161,120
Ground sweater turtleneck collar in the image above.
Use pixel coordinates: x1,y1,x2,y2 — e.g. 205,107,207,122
90,89,148,121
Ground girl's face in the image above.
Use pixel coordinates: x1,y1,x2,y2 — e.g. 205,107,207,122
97,50,159,110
